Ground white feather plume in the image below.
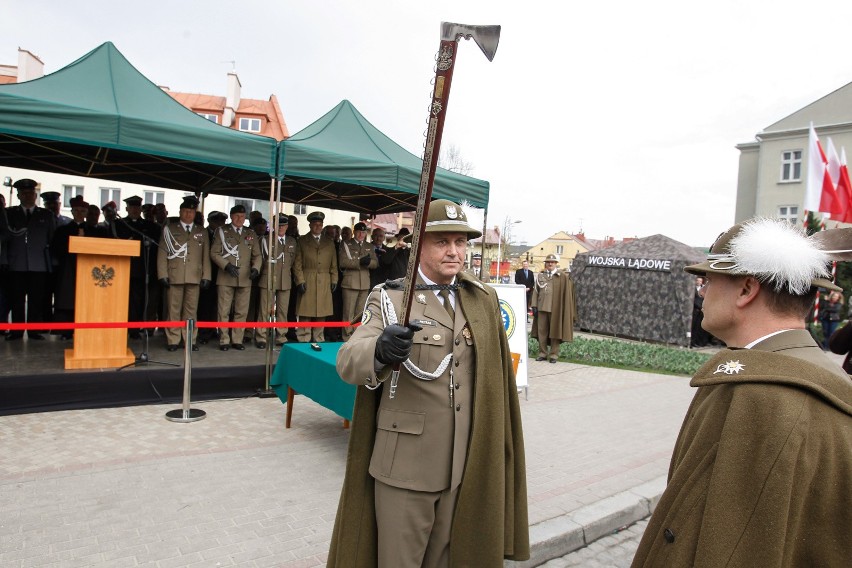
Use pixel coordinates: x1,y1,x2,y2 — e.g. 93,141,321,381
728,218,830,295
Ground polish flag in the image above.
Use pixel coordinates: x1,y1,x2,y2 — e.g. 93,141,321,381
826,138,848,219
838,147,852,223
805,123,840,217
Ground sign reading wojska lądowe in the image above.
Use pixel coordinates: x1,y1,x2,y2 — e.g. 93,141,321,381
585,256,673,272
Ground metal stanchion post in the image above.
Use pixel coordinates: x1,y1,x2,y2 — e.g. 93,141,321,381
165,319,206,423
257,316,277,398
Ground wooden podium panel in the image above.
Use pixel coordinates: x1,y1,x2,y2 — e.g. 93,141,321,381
65,236,140,369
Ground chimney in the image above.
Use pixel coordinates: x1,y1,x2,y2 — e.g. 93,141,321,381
17,48,44,82
223,71,241,128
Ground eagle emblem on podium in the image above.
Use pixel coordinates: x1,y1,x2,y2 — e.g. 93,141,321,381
92,264,115,288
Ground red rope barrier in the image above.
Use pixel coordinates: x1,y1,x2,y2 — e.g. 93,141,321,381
0,320,356,331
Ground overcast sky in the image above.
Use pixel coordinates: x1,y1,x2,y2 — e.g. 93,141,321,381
5,0,852,247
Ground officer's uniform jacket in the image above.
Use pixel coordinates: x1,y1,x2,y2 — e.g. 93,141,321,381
110,216,160,279
632,329,852,567
531,270,556,311
157,220,211,285
293,232,338,317
259,234,297,290
210,223,261,288
338,239,377,290
464,263,490,283
0,205,56,272
338,275,473,492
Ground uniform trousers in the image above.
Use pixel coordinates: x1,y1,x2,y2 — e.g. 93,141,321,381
341,288,369,341
7,271,49,334
536,310,556,358
255,288,290,343
217,285,250,345
374,481,458,568
165,283,200,346
296,316,325,343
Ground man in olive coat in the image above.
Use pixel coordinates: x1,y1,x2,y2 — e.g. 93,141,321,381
157,197,211,351
632,218,852,567
293,211,338,343
530,254,576,363
338,221,378,341
255,215,297,348
465,251,490,283
210,204,262,351
329,199,529,568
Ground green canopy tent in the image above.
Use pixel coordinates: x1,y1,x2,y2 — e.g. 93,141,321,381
0,42,278,194
277,100,490,213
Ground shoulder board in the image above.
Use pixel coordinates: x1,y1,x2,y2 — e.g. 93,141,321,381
383,278,405,290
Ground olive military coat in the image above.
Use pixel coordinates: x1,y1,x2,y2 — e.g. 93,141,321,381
293,232,338,317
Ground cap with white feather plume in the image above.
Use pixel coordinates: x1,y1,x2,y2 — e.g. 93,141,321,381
685,218,845,294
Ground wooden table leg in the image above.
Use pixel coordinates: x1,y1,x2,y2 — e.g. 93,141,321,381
286,386,295,428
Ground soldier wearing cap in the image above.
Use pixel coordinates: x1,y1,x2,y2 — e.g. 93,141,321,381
465,251,491,283
210,204,262,350
379,227,411,281
157,197,211,351
293,211,338,343
255,215,298,348
50,196,99,336
338,221,378,341
330,198,529,567
531,253,576,363
633,218,852,567
41,191,71,227
0,178,56,340
197,210,228,344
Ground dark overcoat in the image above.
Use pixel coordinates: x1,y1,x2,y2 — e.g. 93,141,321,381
632,330,852,567
327,271,529,567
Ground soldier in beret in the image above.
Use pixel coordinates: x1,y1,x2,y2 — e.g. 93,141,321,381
293,211,338,342
338,221,378,341
255,215,298,348
157,197,211,351
0,178,56,340
210,204,261,350
330,198,529,567
633,219,852,566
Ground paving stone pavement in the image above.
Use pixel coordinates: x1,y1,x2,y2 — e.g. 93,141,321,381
0,358,697,567
539,519,648,567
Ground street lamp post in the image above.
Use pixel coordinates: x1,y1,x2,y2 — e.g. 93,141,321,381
496,218,522,282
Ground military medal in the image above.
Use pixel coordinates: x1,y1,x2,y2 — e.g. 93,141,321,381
462,325,472,341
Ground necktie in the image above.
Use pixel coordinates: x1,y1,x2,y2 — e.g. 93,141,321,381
439,289,455,322
279,237,284,245
185,224,192,232
25,209,32,223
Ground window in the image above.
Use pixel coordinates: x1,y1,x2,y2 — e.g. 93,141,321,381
100,187,120,206
198,113,219,124
234,198,258,213
556,245,564,255
238,117,261,132
144,190,165,204
781,150,802,181
779,205,799,225
294,203,307,215
62,185,84,207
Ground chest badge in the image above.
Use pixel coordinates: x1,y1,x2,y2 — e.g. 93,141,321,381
416,293,427,304
713,360,745,375
462,325,472,341
432,334,441,341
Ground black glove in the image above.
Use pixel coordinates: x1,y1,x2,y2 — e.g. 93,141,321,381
531,307,537,316
249,268,260,280
331,283,338,293
200,279,211,290
298,283,307,294
375,323,421,365
225,263,239,278
359,255,371,266
159,278,170,288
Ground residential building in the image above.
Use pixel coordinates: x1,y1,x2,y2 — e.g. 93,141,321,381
735,80,852,225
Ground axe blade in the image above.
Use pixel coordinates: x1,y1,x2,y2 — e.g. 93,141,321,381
440,22,501,61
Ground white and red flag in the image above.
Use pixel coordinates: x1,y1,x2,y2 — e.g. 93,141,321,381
805,123,841,217
838,147,852,223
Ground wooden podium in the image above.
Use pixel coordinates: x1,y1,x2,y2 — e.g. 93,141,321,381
64,236,140,369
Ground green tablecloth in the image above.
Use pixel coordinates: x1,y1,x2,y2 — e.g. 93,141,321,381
270,342,356,421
